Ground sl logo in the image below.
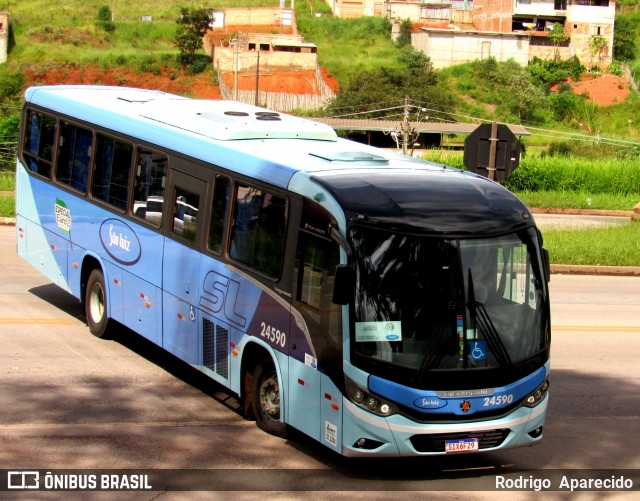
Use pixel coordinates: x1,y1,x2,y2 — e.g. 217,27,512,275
199,270,247,328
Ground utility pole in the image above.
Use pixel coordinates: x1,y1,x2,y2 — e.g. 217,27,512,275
233,35,239,101
401,96,411,156
255,51,260,106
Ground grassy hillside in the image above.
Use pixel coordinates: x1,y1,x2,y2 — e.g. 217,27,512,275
1,0,639,156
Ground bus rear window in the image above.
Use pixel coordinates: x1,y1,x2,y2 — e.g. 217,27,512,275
22,110,56,179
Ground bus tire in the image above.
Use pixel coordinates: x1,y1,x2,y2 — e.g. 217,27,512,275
85,268,110,338
251,359,287,437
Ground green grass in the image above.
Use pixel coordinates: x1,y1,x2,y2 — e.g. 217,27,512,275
296,15,399,84
0,172,14,191
421,150,640,199
543,222,640,266
0,196,14,218
516,191,638,211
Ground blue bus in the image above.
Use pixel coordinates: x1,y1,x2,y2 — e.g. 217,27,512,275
16,85,550,456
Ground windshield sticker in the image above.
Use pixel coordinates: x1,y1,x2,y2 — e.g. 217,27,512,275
470,340,488,361
355,321,402,342
55,199,71,233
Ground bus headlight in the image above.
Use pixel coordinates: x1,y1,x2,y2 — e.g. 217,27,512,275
345,377,397,417
523,379,549,408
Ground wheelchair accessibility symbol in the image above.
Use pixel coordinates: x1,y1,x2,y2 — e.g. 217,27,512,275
470,340,487,361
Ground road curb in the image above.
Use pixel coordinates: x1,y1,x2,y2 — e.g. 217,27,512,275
551,264,640,277
530,207,634,217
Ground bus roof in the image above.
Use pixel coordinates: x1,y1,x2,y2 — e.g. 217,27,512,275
24,85,532,235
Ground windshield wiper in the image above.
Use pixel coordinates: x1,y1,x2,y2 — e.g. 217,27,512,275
467,269,512,367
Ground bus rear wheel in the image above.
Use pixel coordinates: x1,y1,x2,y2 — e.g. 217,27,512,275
251,360,287,437
85,268,110,338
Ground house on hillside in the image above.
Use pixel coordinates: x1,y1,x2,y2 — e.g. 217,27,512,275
325,0,384,18
213,33,318,73
473,0,615,65
387,0,614,68
0,12,9,64
203,8,334,111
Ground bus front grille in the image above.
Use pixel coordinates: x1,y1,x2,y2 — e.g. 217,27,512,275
409,429,510,453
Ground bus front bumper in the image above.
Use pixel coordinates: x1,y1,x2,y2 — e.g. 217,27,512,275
341,395,548,457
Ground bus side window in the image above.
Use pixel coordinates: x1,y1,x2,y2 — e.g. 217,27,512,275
208,174,230,255
92,134,134,210
132,148,167,226
57,122,93,193
172,187,200,244
21,110,56,179
229,184,288,279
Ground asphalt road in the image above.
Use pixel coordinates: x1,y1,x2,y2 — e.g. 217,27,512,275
1,224,639,499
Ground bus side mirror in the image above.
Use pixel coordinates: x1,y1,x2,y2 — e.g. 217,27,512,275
332,264,352,305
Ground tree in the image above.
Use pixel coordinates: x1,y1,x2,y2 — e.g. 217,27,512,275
175,7,212,67
326,51,453,121
504,77,547,122
395,19,412,48
547,22,569,61
613,15,637,61
588,36,609,69
96,5,115,33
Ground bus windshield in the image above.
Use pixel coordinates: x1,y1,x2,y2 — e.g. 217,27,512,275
350,225,549,386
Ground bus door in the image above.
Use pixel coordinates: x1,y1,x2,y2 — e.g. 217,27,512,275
162,170,206,366
289,202,343,444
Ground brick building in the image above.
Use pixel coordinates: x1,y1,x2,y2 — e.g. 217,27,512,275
387,0,614,68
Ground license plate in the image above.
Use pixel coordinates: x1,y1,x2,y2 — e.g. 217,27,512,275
445,438,479,453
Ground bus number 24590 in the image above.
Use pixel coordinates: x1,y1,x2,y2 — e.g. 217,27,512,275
260,322,286,348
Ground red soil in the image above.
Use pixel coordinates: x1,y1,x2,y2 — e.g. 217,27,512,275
23,64,339,99
566,73,631,107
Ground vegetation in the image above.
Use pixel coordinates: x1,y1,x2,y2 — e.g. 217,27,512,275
175,7,211,73
543,223,640,267
296,14,398,83
0,0,638,266
326,47,454,120
96,5,115,34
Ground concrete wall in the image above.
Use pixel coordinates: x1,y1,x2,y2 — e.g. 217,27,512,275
327,0,384,18
215,47,317,72
215,8,292,26
413,29,529,68
472,0,513,32
0,12,8,64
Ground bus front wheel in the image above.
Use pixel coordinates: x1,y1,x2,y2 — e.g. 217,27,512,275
85,269,110,338
251,360,287,437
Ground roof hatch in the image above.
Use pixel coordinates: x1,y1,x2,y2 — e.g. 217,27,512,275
139,99,337,141
309,150,389,164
